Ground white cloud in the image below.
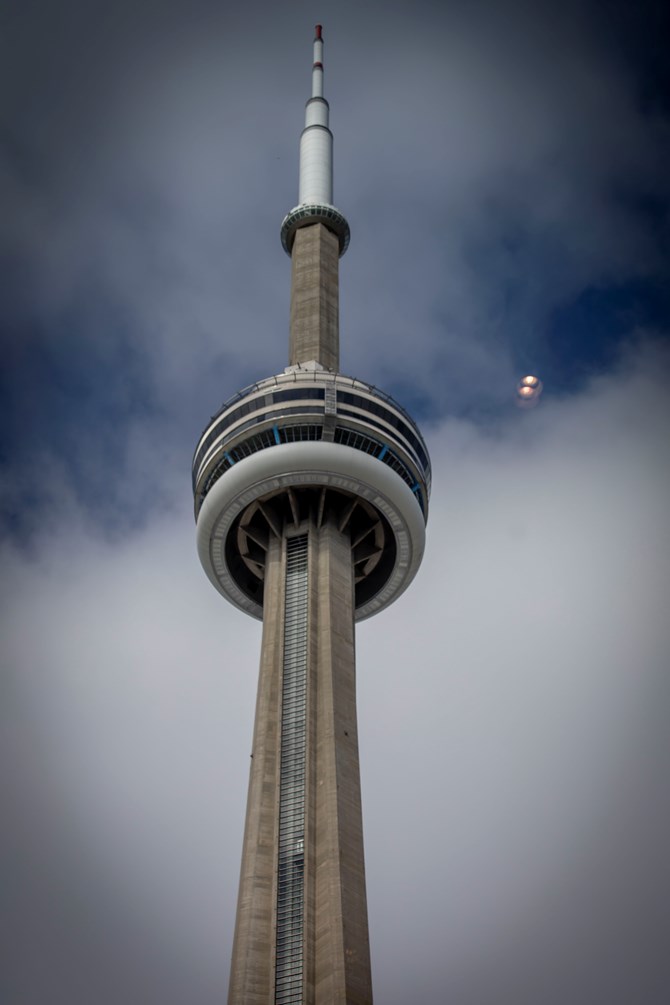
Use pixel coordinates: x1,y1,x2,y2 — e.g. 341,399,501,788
3,340,668,1002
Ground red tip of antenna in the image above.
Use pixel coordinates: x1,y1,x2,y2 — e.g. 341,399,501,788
315,25,323,39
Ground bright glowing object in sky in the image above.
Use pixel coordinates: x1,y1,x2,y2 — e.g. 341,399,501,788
516,374,543,406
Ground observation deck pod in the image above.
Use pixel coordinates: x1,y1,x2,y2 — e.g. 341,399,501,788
281,203,350,256
193,367,431,621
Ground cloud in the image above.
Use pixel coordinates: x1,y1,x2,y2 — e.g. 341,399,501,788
2,2,668,1001
359,339,670,1002
3,0,667,435
3,339,668,1003
2,506,259,1003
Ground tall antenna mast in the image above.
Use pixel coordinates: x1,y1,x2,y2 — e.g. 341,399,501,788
281,24,350,371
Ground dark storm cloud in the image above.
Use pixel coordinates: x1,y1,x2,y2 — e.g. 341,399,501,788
341,0,669,405
2,0,668,527
2,1,669,1003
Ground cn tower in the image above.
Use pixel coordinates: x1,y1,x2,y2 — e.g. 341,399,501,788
192,26,431,1005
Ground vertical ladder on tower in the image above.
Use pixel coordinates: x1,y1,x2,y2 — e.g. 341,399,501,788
322,383,336,441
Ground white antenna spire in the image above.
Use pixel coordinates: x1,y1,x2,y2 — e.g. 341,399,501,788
280,25,349,258
299,24,333,206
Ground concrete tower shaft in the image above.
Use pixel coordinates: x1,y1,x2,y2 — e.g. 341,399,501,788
289,221,340,370
227,514,372,1004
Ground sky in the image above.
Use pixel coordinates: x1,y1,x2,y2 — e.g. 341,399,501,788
1,0,669,1002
